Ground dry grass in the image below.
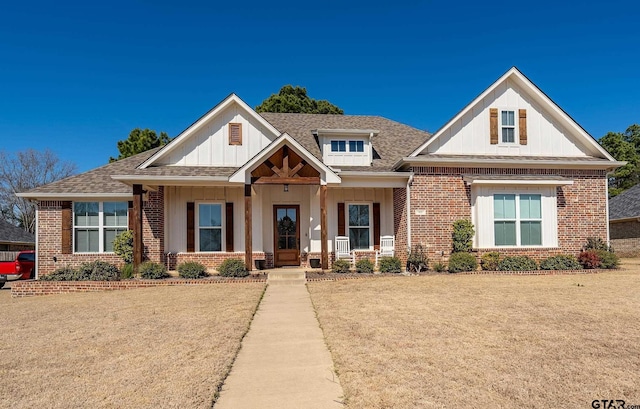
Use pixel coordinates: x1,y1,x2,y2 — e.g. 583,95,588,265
309,261,640,408
0,283,265,409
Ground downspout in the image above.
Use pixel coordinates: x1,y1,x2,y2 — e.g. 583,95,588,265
406,174,413,253
35,203,39,280
605,173,611,245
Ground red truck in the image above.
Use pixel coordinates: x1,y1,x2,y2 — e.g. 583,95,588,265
0,250,35,288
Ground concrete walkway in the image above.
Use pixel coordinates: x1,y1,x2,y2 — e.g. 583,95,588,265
214,277,344,408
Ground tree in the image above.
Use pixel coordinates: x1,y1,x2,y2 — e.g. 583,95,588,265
599,124,640,197
109,128,170,162
255,85,344,114
0,149,77,233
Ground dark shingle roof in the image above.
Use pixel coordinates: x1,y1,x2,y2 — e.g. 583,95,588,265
0,219,35,244
260,113,431,171
609,184,640,220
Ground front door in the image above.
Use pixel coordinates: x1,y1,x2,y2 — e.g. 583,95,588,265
274,205,300,267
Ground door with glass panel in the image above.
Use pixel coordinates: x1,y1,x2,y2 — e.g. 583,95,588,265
273,205,300,267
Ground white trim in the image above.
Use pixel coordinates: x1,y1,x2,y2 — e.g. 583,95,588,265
313,129,379,136
16,193,132,199
499,108,518,144
139,94,282,169
395,156,626,170
346,202,373,251
195,201,225,253
35,206,39,280
463,177,573,186
408,67,617,162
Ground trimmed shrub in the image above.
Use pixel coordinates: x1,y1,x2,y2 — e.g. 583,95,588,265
480,252,501,271
332,259,351,274
452,220,475,253
121,263,134,279
218,259,249,277
39,266,79,281
448,252,478,273
407,244,429,272
355,259,374,274
139,261,169,279
540,255,582,270
113,230,134,264
596,249,619,269
432,262,446,272
77,260,121,281
178,261,209,279
579,250,601,269
379,257,402,273
498,256,538,271
583,237,613,253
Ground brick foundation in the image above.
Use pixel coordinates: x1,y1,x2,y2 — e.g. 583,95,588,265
167,252,273,271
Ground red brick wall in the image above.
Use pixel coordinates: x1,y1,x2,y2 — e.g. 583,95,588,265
143,187,164,264
393,187,408,266
610,220,640,256
409,167,608,261
168,252,272,271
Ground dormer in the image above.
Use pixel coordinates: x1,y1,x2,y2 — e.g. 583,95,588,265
313,129,378,167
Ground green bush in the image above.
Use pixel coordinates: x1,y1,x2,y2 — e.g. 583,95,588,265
407,244,429,272
432,262,446,272
578,250,601,269
498,256,538,271
595,249,619,269
583,237,613,253
355,259,374,274
448,252,477,273
540,255,582,270
452,220,475,253
177,261,209,278
39,266,80,281
120,263,134,279
218,259,249,277
113,230,134,264
379,257,402,273
39,261,120,281
331,259,351,274
139,261,169,279
480,252,501,271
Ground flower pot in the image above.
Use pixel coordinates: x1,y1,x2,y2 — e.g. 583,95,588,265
309,258,321,269
254,260,266,270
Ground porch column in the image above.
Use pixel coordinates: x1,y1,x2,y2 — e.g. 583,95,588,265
244,184,252,271
132,184,144,272
320,184,328,270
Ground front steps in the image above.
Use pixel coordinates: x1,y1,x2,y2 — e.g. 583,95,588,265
266,270,307,285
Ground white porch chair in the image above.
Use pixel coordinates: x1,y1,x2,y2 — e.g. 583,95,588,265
375,235,395,267
334,236,355,266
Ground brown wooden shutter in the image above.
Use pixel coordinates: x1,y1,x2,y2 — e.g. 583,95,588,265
187,202,195,252
519,109,527,145
490,108,498,144
61,201,72,254
225,202,234,252
373,203,381,250
337,203,345,236
128,201,134,230
229,123,242,145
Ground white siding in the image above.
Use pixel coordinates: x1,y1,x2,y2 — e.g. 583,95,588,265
160,102,275,167
428,79,586,157
321,136,372,166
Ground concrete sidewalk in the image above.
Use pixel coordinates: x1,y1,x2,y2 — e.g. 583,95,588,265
214,281,344,408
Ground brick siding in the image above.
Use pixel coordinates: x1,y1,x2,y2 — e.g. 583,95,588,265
610,219,640,256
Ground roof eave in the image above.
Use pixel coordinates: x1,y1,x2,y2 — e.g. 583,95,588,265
16,192,133,199
111,175,235,187
396,157,626,170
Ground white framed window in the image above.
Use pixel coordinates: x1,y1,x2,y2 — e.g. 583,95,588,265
331,140,346,152
197,202,224,252
347,203,372,250
349,140,364,152
74,201,128,253
501,110,516,143
493,193,542,246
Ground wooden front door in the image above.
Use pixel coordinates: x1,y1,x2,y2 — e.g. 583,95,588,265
274,205,300,267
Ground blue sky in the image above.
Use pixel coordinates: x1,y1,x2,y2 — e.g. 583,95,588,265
0,0,638,172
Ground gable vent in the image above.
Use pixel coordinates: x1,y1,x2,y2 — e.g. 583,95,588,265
229,123,242,145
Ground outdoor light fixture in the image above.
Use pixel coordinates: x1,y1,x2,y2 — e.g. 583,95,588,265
284,184,289,192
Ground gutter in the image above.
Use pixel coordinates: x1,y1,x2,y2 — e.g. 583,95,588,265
395,157,627,170
16,192,133,199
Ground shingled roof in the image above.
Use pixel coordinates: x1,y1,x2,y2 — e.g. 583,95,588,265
260,113,431,171
609,184,640,220
0,219,35,244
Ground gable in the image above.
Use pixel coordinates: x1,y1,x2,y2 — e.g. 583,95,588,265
412,68,615,161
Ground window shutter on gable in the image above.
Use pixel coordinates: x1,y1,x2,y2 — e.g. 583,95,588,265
229,123,242,145
519,109,527,145
337,203,345,236
187,202,195,252
373,203,380,250
225,202,234,252
490,108,498,144
61,201,72,254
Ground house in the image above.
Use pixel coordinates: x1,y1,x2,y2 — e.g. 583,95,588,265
608,184,640,256
19,67,623,277
0,219,35,251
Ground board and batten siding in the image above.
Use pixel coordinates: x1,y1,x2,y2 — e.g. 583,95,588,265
428,79,586,157
159,103,276,167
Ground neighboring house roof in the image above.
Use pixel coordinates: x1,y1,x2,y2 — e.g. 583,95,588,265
609,184,640,221
0,219,35,244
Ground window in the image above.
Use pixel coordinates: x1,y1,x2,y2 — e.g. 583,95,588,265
493,194,541,246
348,204,371,250
198,203,223,252
74,202,128,253
349,140,364,152
331,140,346,152
501,110,515,143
